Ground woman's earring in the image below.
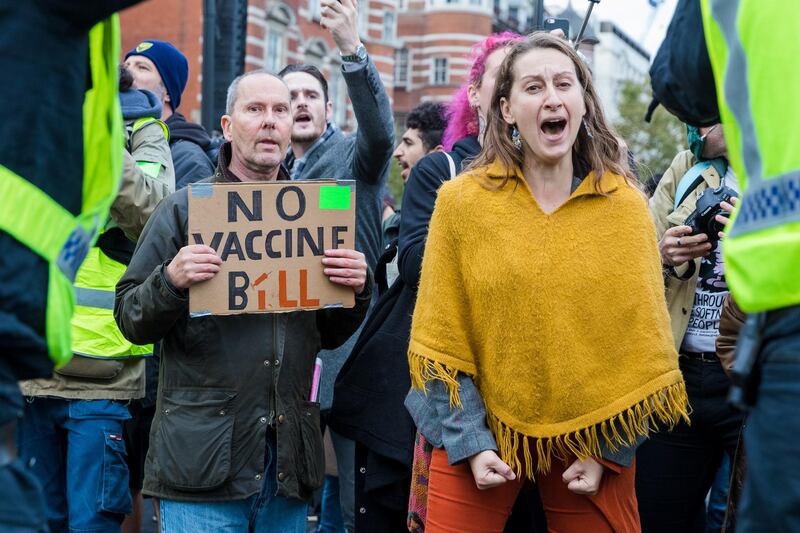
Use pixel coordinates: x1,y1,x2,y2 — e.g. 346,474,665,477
582,117,593,140
512,127,522,150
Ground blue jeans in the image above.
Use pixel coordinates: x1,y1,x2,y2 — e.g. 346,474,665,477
318,475,346,533
329,429,355,532
706,453,730,532
19,397,132,533
159,437,307,533
0,379,48,533
739,305,800,532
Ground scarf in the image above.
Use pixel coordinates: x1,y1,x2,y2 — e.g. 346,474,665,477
408,161,689,478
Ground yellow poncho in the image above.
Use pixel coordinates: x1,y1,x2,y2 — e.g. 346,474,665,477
408,161,689,478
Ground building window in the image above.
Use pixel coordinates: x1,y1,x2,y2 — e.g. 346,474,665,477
265,29,285,73
432,57,448,85
309,0,321,20
395,48,409,89
399,0,408,9
266,4,292,73
304,46,326,71
328,68,348,128
358,0,369,39
383,11,396,42
469,0,483,5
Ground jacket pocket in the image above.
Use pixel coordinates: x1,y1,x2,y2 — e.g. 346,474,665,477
100,430,133,515
153,389,236,492
56,356,124,380
297,400,324,492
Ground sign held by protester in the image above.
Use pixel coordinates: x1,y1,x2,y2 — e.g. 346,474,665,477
188,180,356,315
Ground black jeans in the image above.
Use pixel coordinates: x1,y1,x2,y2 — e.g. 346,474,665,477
636,356,744,533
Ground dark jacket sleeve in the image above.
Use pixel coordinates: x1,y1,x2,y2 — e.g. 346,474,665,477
316,270,373,350
343,59,394,185
397,153,451,287
716,294,746,376
114,192,189,345
172,140,215,190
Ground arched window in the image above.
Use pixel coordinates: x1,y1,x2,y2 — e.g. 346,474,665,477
265,4,293,73
304,39,328,70
328,64,348,128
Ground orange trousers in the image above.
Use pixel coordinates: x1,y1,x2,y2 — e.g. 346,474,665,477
425,448,641,533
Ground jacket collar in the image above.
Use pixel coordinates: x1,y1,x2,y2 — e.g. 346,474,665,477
213,142,290,183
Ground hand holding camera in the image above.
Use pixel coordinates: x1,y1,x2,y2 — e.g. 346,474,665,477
660,225,711,267
684,186,739,242
660,188,738,267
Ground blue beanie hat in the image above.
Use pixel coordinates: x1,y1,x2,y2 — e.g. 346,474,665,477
125,40,188,110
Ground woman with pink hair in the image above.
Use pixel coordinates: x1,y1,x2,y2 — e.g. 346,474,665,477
441,32,523,151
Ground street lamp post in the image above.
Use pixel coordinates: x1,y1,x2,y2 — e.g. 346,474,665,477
532,0,545,30
202,0,217,133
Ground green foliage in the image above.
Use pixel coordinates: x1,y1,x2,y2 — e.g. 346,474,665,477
387,154,405,208
614,78,687,180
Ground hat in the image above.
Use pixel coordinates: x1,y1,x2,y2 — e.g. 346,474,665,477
125,40,188,110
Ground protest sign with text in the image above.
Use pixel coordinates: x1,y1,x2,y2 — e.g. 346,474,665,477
188,180,356,315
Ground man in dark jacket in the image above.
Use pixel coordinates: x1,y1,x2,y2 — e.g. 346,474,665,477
278,0,394,528
114,71,371,531
124,39,217,187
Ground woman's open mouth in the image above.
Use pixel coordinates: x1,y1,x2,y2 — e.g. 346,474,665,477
540,118,567,137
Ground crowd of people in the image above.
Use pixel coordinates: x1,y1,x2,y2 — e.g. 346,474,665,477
1,0,798,532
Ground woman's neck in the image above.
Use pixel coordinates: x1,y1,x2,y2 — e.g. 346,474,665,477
522,153,574,214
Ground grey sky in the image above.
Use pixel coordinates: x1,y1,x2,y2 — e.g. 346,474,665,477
547,0,678,56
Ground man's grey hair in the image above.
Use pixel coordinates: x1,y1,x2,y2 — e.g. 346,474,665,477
225,69,286,114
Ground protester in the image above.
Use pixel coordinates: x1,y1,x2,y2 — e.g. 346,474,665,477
393,102,447,183
382,101,448,282
114,70,370,532
635,123,742,532
651,2,800,527
125,39,218,187
278,1,394,529
17,63,173,533
692,3,800,531
407,32,689,532
329,33,532,533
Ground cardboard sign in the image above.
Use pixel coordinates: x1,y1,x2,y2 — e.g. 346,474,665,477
187,180,356,316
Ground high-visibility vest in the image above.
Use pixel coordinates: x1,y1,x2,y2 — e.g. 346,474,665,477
72,248,153,359
0,17,123,366
701,0,800,313
70,116,168,360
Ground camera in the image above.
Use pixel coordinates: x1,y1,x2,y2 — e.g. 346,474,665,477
684,185,738,242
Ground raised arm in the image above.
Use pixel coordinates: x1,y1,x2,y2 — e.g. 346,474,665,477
320,0,394,184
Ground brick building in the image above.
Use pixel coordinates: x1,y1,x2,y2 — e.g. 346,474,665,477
119,0,649,132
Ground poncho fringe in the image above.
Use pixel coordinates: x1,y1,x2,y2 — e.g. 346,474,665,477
409,352,690,478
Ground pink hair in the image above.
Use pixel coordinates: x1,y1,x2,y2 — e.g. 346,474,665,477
441,32,524,151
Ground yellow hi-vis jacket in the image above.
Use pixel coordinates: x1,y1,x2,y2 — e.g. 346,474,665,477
702,0,800,312
0,17,123,366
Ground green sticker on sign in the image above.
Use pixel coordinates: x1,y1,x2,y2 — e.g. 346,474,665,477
319,185,351,210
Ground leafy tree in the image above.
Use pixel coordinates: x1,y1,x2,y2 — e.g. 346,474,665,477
614,77,687,181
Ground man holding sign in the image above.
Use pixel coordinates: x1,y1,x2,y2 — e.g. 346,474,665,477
114,71,371,532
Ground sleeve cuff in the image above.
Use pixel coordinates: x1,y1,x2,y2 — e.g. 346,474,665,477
341,57,368,73
159,261,188,301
